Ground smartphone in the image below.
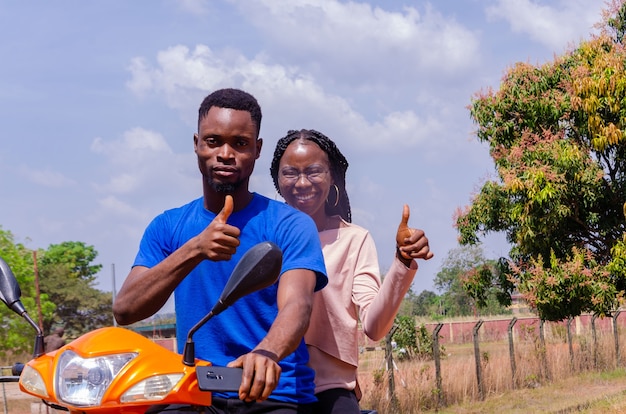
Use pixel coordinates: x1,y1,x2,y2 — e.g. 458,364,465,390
196,366,243,392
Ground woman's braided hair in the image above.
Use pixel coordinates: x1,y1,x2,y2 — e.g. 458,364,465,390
270,129,352,222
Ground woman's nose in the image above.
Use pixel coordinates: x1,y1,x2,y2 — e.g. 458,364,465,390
294,173,311,187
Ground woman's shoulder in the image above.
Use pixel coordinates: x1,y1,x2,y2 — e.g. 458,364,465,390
332,217,373,241
338,217,368,232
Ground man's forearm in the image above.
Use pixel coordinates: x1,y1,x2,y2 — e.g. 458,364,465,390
113,245,203,324
253,300,312,361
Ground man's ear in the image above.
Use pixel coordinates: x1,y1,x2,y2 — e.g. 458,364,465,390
193,133,199,152
256,138,263,160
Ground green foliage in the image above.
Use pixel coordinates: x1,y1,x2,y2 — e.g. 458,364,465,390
0,228,112,355
37,241,110,337
516,248,620,320
434,245,511,317
392,315,418,359
0,228,54,355
462,257,516,311
411,290,439,317
39,241,102,283
391,316,441,361
456,1,626,321
608,223,626,291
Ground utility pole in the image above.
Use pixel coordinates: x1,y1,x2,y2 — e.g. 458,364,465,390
111,263,117,327
32,251,44,331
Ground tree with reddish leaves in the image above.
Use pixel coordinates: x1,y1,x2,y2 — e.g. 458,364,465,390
456,0,626,321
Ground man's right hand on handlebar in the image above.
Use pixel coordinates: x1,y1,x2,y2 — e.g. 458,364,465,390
227,350,281,402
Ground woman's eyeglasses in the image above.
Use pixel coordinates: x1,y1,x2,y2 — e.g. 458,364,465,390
279,167,329,184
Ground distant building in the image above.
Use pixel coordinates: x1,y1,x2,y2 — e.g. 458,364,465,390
509,291,532,315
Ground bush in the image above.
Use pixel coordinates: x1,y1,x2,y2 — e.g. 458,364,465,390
392,316,444,361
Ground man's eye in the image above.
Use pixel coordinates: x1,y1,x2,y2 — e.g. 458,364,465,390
237,140,249,147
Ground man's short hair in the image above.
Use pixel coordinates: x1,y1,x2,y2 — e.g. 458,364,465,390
198,88,262,136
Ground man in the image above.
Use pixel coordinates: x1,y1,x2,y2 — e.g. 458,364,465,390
44,327,65,352
113,88,327,413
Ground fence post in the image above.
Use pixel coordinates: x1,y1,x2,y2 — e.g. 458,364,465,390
384,328,399,413
508,317,518,388
567,316,575,371
614,310,622,367
591,314,598,370
2,382,7,414
539,319,550,380
473,319,484,400
432,322,444,408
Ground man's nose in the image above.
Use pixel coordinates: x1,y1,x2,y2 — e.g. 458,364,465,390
217,144,235,160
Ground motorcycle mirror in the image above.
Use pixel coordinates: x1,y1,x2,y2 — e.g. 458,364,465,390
0,256,26,316
211,241,283,316
0,256,45,357
183,241,283,366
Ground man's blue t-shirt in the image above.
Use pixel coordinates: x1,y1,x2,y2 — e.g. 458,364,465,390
133,193,327,403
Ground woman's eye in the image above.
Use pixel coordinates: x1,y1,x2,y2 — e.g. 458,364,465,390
281,170,298,179
306,168,325,178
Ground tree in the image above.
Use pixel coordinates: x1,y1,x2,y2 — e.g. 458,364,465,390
37,241,111,337
0,231,113,354
0,228,55,355
434,245,509,317
456,0,626,321
462,257,515,311
412,290,439,317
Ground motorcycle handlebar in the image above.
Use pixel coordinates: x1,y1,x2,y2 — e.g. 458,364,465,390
0,362,24,382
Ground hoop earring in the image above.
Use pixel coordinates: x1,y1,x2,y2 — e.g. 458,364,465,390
326,184,339,208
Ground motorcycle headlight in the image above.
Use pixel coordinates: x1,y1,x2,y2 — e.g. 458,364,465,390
56,350,136,407
20,364,49,398
120,373,183,403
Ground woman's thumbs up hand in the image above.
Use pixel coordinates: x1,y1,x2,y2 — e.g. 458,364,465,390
395,204,433,264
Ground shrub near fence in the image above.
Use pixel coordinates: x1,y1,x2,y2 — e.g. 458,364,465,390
356,312,626,413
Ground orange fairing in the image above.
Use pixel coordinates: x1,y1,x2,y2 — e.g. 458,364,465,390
19,327,212,413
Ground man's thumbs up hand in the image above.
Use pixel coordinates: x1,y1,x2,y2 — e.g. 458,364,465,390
215,195,234,224
201,195,240,261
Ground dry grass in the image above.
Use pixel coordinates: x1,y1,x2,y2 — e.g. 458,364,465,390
4,334,626,413
358,329,626,413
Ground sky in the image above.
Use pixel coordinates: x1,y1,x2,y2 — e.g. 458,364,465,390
0,0,609,315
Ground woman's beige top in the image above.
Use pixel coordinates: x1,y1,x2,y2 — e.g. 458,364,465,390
305,218,418,394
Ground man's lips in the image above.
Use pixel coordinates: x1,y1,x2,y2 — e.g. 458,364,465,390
213,167,238,177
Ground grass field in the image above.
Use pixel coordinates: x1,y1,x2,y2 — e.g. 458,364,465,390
356,333,626,413
4,326,626,413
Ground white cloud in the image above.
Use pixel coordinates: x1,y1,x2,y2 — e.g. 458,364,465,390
125,45,446,153
229,0,481,83
486,0,604,52
18,166,76,188
176,0,210,15
91,127,173,166
90,127,195,196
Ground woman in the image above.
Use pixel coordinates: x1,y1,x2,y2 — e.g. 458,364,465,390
270,129,433,413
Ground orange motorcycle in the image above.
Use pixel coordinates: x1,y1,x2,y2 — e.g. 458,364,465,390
0,241,282,413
